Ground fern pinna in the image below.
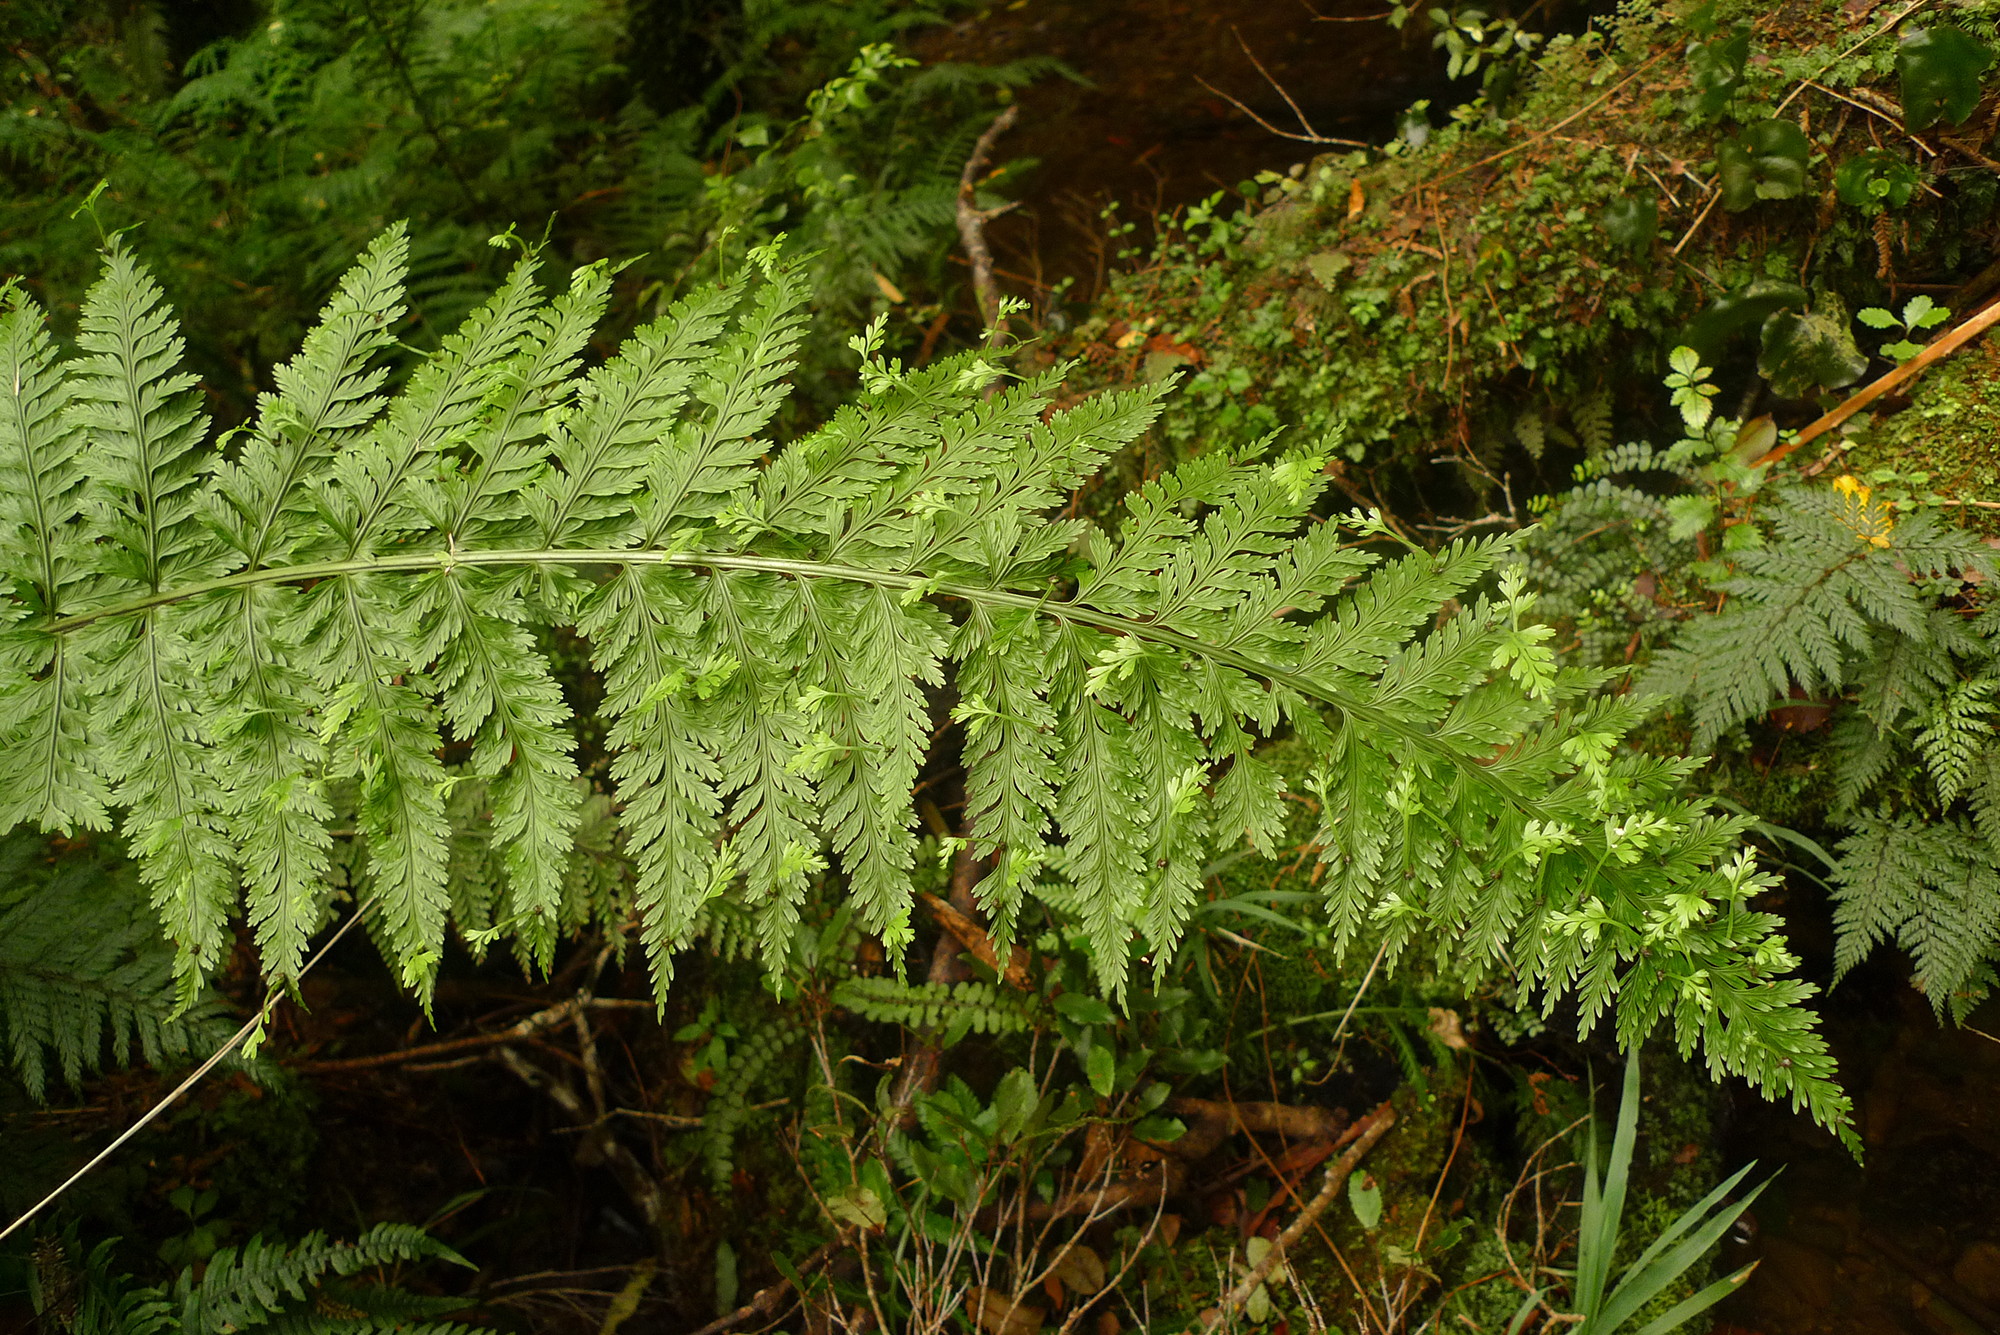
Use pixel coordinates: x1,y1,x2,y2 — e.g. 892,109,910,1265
0,229,1852,1143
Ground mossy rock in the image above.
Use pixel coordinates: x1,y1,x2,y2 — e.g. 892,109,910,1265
1042,0,2000,526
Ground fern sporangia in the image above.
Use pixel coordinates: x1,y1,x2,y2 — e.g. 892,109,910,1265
0,230,1855,1144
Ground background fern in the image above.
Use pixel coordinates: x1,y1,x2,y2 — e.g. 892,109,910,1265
1524,418,2000,1020
28,1222,487,1335
0,834,234,1103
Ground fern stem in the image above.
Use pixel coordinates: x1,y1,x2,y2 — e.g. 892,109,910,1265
43,546,1579,816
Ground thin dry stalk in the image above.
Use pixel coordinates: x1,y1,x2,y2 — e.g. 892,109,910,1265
1195,29,1369,149
956,104,1022,344
1201,1103,1399,1330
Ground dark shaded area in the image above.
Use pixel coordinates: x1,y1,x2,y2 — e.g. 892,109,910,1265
913,0,1457,304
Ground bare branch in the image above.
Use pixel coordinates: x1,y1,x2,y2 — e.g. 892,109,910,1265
956,104,1021,344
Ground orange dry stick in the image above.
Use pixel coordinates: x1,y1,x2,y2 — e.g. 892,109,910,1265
1752,297,2000,470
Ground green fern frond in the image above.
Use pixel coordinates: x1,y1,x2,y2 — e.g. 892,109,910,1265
1915,677,1996,804
700,1015,804,1190
831,976,1036,1035
166,1222,486,1335
0,281,108,836
1833,812,1999,1020
1641,488,1991,748
0,233,1861,1144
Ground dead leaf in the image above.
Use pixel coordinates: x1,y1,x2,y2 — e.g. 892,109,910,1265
1158,1214,1182,1248
1051,1244,1107,1296
873,272,905,303
970,1287,1047,1335
1346,179,1366,220
1096,1312,1122,1335
1427,1007,1469,1050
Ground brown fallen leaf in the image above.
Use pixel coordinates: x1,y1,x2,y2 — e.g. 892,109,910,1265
970,1286,1046,1335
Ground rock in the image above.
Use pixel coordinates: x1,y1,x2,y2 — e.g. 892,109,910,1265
1952,1241,2000,1307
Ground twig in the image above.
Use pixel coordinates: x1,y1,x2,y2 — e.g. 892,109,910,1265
498,1046,667,1233
684,1237,850,1335
0,896,377,1244
1671,189,1721,257
1420,52,1667,194
1753,295,2000,468
1195,29,1370,149
957,104,1021,343
1329,938,1389,1072
293,997,637,1073
1198,1103,1398,1331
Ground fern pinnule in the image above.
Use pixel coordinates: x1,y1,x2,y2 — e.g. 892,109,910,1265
0,834,233,1101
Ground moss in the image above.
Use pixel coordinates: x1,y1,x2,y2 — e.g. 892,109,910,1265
1844,342,2000,537
1040,0,2000,527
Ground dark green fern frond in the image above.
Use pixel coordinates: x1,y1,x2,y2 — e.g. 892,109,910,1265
115,1222,493,1335
0,834,232,1102
0,280,108,836
1641,486,1992,748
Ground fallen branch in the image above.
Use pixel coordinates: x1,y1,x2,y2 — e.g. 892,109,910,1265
1023,1158,1189,1221
885,843,990,1127
1198,1102,1398,1332
292,996,649,1074
922,891,1029,986
956,104,1021,346
1163,1097,1351,1160
498,1046,666,1231
1752,296,2000,469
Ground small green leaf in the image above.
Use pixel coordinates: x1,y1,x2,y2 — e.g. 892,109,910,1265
993,1068,1041,1142
1602,196,1660,252
1902,294,1950,330
1758,296,1868,400
1348,1171,1384,1229
1856,306,1899,330
1086,1043,1116,1097
1898,25,1995,131
1666,495,1718,540
714,1241,739,1317
1686,26,1752,116
826,1187,887,1230
1133,1115,1187,1143
1717,120,1810,211
1053,992,1116,1026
